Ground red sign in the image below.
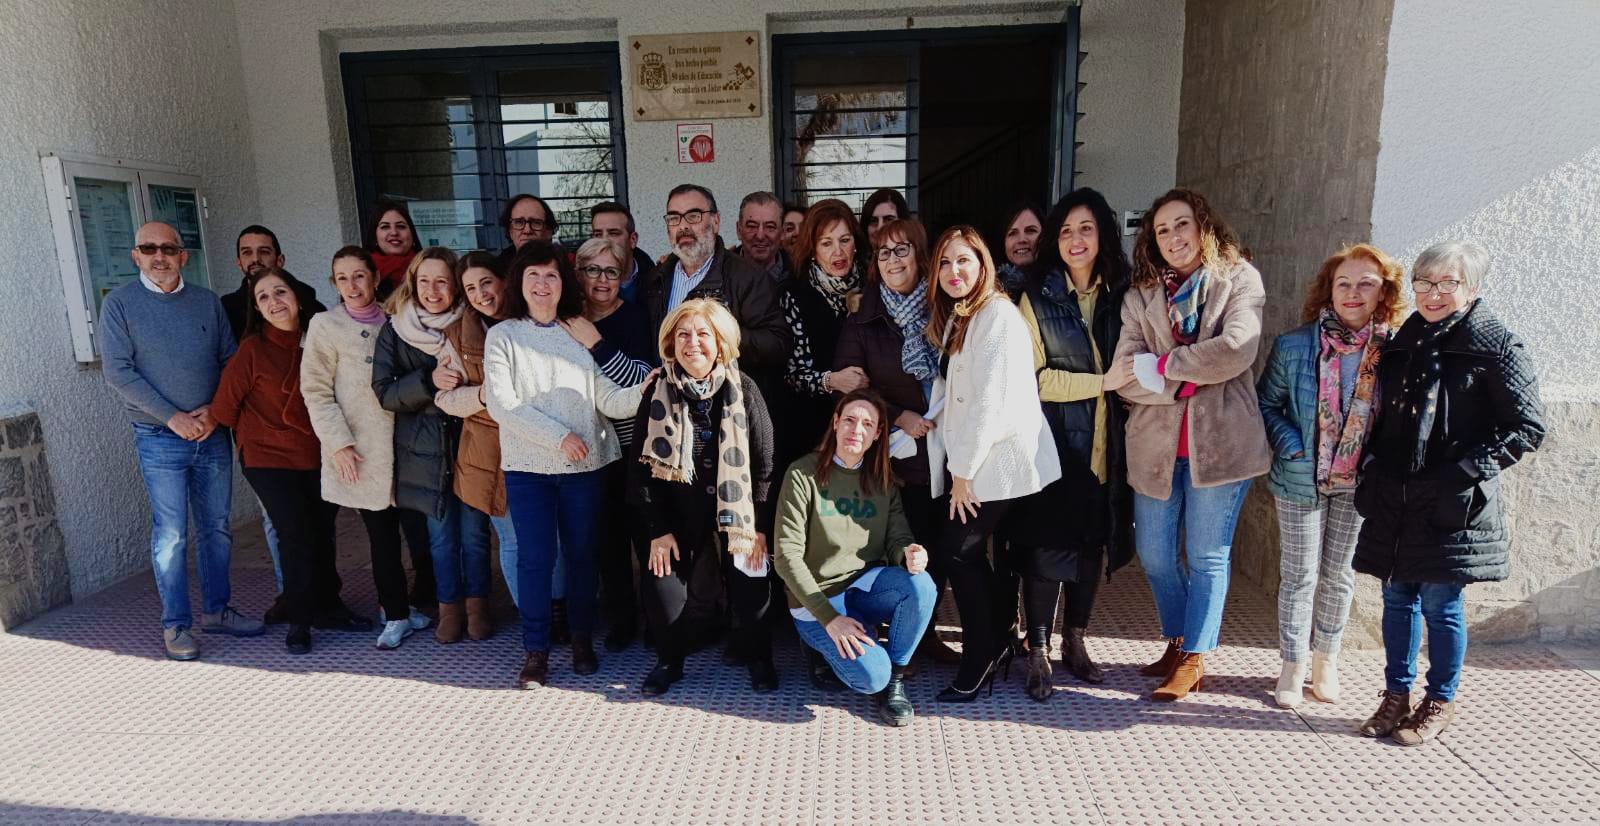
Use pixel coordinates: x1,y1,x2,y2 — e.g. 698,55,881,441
677,123,715,164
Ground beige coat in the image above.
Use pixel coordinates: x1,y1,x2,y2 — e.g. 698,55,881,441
1112,262,1270,499
300,308,396,511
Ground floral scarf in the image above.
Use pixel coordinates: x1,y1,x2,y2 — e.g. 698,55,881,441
640,363,758,555
1314,309,1386,494
879,279,939,382
1162,267,1210,344
808,261,861,317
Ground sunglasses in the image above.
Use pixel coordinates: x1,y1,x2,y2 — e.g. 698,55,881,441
134,244,184,256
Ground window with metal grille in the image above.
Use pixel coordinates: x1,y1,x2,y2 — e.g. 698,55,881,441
342,44,627,254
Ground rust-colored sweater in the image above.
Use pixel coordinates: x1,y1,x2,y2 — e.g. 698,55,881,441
212,323,320,470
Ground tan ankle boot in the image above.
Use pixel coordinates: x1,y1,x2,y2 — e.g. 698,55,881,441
1141,637,1183,677
435,601,465,644
1275,659,1307,709
1151,652,1205,701
1309,651,1340,702
465,597,494,641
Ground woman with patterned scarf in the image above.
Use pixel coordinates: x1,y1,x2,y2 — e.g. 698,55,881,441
1258,243,1406,709
629,299,779,697
777,198,871,463
1112,188,1271,703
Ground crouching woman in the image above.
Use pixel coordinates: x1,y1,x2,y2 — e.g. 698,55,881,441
774,390,936,727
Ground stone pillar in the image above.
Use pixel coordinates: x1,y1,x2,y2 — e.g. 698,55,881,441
0,409,71,629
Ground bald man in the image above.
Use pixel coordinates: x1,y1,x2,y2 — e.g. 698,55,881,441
100,222,264,660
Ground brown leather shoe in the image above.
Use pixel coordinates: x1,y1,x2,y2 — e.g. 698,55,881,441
571,637,599,675
465,597,495,641
1140,637,1184,677
1392,697,1455,746
1024,647,1054,702
518,650,549,689
1062,627,1105,684
1150,652,1205,701
434,601,465,644
1359,690,1413,738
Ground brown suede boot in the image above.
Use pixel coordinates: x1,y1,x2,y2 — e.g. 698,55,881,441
1140,637,1184,677
1392,697,1454,746
1062,627,1105,684
1150,652,1205,701
465,597,495,641
1359,690,1414,738
1024,647,1054,702
434,601,465,644
518,650,549,689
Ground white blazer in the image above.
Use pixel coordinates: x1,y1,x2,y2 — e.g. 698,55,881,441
927,298,1061,501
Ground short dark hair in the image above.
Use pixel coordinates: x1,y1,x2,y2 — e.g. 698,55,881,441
237,224,281,256
242,267,317,339
783,202,806,218
1031,188,1129,292
667,184,718,214
589,201,635,234
500,194,558,236
861,188,909,226
500,240,583,321
362,199,420,255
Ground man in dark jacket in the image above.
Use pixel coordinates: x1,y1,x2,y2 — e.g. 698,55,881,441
643,184,790,385
588,201,654,304
1351,241,1544,748
224,225,325,342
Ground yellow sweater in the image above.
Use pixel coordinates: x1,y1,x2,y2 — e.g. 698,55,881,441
1019,288,1108,483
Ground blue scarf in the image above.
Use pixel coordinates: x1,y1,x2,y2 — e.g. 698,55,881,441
879,280,939,382
1162,267,1210,344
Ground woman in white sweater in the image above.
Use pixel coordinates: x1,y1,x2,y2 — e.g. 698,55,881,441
924,226,1061,703
300,246,432,650
483,240,647,689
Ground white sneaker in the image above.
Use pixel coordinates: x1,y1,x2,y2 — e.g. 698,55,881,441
376,619,415,650
406,608,432,631
1275,659,1307,708
1310,651,1341,702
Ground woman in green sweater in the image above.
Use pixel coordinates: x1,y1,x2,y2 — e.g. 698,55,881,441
774,389,936,727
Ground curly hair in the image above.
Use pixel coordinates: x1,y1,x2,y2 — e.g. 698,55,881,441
1130,188,1243,288
1299,243,1408,328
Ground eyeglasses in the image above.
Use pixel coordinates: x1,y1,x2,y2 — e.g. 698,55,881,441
664,209,713,227
510,217,549,231
134,244,184,256
1411,279,1462,295
581,265,622,282
876,243,913,262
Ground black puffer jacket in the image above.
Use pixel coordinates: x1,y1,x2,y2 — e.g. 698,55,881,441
1352,300,1545,584
372,321,460,520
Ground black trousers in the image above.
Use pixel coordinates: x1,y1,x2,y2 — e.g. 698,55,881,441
642,541,771,664
1022,574,1101,648
597,462,641,630
396,507,436,605
244,467,339,626
934,495,1022,671
359,507,413,621
902,484,948,634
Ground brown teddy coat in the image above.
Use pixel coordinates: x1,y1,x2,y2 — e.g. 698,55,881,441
1112,261,1271,500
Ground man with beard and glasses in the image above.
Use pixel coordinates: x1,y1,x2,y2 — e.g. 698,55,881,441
732,191,789,281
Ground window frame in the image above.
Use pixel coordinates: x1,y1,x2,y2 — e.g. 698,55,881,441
341,42,629,252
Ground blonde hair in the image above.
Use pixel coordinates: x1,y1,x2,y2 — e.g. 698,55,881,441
658,298,741,366
382,246,461,315
574,237,629,271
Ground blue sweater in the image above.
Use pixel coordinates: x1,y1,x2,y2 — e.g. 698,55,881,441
100,281,236,426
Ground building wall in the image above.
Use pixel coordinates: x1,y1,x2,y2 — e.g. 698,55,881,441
1174,0,1395,645
0,0,262,600
233,0,1184,290
1365,0,1600,642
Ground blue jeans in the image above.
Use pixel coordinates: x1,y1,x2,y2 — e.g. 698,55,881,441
1134,459,1251,653
131,424,234,629
259,498,283,593
793,567,937,694
491,511,566,611
426,494,492,603
505,468,605,651
1382,581,1467,701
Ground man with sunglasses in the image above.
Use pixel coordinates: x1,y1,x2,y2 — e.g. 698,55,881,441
100,222,264,661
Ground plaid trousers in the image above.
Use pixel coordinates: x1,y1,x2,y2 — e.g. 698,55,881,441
1275,492,1362,662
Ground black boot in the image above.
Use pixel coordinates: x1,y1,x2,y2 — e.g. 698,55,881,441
747,657,779,693
808,648,846,692
642,658,684,696
550,599,571,645
285,623,312,656
878,665,914,727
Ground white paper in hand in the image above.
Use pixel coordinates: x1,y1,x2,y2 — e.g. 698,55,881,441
1133,353,1165,394
732,551,769,578
888,428,918,459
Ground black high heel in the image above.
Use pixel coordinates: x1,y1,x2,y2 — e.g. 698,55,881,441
936,646,1013,703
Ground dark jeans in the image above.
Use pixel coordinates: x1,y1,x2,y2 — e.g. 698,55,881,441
643,540,772,664
506,468,606,651
934,494,1021,671
242,467,339,626
597,462,641,630
359,507,413,621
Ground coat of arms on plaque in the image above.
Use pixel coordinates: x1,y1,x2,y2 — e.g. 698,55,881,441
638,52,668,91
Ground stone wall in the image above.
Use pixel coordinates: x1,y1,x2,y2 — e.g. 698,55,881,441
0,409,70,629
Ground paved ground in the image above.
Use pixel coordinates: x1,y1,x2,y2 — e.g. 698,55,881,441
2,514,1598,825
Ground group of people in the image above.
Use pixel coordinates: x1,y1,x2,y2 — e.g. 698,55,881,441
101,181,1543,742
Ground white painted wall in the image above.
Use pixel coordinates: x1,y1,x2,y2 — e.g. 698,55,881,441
1372,0,1600,400
233,0,1183,277
0,0,262,597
